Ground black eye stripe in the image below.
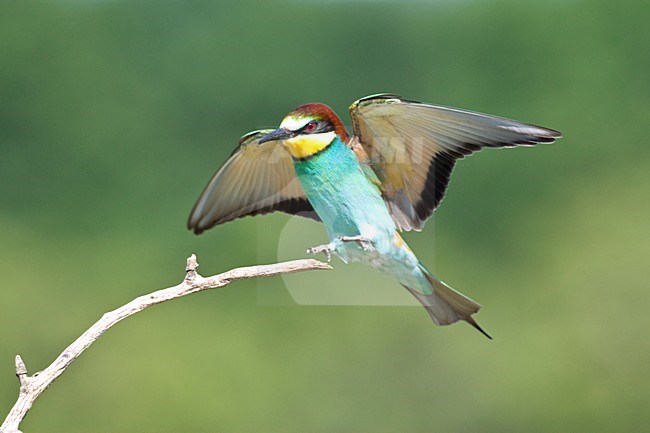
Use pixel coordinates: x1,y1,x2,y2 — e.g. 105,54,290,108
319,121,334,133
299,120,334,134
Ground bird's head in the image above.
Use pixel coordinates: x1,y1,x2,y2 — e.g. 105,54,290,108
258,103,349,159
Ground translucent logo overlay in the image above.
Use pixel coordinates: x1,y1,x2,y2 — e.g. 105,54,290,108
255,215,435,308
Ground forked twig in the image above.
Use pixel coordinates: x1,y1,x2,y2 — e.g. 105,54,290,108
0,255,331,433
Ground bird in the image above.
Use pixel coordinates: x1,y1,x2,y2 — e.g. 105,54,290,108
187,94,562,338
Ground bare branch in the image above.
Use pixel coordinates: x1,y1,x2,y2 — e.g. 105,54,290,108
0,255,331,433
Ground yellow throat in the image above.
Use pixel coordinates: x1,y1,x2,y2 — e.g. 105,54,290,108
283,131,336,159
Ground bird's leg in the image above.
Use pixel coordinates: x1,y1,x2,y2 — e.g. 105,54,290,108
306,242,335,262
337,235,375,252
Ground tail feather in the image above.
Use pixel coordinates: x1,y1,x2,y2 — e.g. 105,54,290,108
403,265,492,339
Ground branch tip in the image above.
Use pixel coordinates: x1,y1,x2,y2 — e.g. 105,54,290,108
186,254,198,271
14,356,27,377
185,254,199,281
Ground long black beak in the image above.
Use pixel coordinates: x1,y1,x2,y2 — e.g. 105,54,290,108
258,127,295,144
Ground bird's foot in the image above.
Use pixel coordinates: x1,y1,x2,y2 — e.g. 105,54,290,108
337,235,375,252
306,242,335,262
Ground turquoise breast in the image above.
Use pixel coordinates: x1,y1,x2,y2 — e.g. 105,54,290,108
293,137,396,241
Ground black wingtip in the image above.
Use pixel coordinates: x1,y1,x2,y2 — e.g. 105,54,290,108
186,218,205,235
465,316,493,340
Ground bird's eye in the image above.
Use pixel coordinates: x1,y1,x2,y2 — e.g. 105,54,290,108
303,121,318,133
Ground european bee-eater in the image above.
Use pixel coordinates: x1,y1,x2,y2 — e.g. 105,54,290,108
188,94,562,338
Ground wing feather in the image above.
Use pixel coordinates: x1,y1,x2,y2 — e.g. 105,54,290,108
349,94,562,231
187,130,319,234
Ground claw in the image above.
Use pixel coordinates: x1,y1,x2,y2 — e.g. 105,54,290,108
337,235,375,252
307,243,334,262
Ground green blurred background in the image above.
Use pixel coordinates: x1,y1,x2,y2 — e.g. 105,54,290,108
1,0,648,431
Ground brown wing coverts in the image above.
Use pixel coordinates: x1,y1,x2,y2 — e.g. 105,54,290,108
187,130,319,234
349,94,562,231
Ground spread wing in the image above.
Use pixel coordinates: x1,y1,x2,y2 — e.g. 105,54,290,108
349,94,562,231
188,130,320,234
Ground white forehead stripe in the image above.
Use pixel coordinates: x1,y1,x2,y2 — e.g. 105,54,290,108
280,115,311,131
